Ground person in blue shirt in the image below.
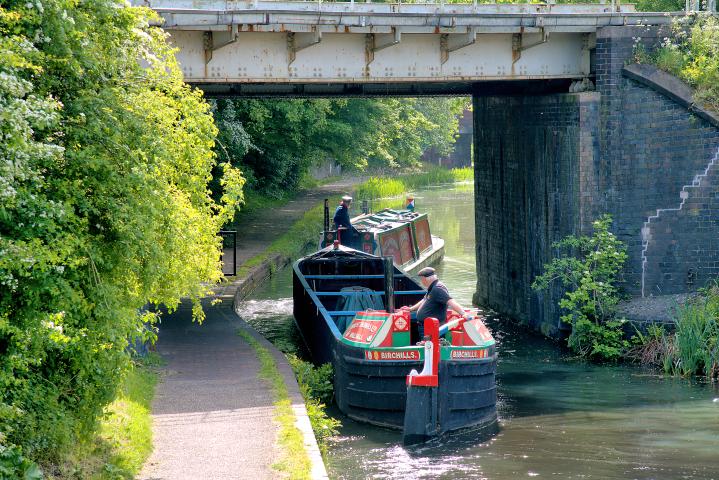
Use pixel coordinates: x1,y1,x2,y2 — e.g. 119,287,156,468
333,195,357,245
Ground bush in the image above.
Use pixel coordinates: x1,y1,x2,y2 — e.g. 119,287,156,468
0,443,42,480
532,215,629,361
287,355,340,456
0,0,242,467
641,15,719,111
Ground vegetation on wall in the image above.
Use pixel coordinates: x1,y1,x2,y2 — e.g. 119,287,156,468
0,0,242,472
532,215,629,361
637,14,719,111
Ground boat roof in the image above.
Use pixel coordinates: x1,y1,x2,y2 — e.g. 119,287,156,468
352,209,426,233
301,243,379,262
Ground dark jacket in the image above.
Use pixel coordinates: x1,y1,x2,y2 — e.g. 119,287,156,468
333,204,351,229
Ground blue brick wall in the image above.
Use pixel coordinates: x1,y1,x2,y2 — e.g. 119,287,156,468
474,25,719,335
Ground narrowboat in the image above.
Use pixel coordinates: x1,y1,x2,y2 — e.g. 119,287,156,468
320,200,445,274
292,244,498,444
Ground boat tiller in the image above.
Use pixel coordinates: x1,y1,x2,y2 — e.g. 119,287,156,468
403,317,440,445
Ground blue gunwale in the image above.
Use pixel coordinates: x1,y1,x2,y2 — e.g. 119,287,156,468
292,246,498,434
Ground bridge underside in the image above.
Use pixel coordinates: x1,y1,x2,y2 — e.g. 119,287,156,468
172,30,592,93
197,78,574,97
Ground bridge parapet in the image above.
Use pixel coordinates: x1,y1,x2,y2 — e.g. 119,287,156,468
132,1,680,93
134,1,676,33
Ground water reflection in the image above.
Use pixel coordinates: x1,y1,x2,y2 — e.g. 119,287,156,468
238,184,719,480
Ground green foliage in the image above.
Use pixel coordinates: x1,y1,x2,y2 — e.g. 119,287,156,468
287,356,334,405
663,285,719,379
641,15,719,111
356,166,473,200
287,356,340,457
213,97,469,196
356,177,407,200
634,0,684,11
0,0,242,468
0,443,42,480
630,284,719,380
532,215,629,361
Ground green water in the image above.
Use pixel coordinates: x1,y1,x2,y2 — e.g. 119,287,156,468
238,184,719,480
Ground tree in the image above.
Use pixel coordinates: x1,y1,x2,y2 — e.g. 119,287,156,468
0,0,242,465
532,215,629,361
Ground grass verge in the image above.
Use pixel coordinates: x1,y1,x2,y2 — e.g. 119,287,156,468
237,201,326,278
46,354,161,479
236,329,312,480
356,166,472,201
636,15,719,112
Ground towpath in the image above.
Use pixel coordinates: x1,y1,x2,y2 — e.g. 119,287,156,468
139,178,359,480
232,177,361,266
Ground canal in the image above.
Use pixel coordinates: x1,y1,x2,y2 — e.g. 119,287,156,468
237,183,719,479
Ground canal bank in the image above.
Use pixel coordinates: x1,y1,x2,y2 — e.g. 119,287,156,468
140,179,363,479
239,183,719,480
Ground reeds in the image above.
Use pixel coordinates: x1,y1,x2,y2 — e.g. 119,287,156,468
668,299,719,378
355,166,473,200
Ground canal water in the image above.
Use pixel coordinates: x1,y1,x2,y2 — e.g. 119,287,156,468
237,184,719,480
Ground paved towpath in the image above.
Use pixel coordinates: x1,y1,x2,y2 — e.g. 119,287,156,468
140,178,360,479
232,178,362,266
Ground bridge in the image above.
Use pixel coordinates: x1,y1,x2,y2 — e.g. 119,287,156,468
133,0,676,95
136,0,719,335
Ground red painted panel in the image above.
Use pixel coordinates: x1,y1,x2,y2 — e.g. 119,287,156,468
414,217,432,253
379,230,403,265
398,225,415,264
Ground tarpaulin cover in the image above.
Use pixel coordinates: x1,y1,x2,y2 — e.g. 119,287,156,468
335,286,384,333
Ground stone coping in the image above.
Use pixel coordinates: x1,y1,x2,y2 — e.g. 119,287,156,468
229,256,329,480
623,63,719,129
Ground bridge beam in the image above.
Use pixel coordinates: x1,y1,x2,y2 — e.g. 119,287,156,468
170,30,594,87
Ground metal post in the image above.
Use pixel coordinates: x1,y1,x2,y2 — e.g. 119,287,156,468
231,230,237,276
219,230,238,277
324,198,330,232
383,256,395,313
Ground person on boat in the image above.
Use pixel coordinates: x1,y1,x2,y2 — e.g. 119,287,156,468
406,196,415,212
404,267,472,338
333,195,357,245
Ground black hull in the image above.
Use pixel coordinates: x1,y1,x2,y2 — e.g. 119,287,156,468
334,340,497,433
292,247,498,437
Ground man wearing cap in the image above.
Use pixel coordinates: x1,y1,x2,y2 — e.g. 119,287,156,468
334,195,357,245
405,267,472,338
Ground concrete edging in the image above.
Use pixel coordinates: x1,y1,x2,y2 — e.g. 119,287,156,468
622,63,719,129
233,253,293,304
231,256,329,480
